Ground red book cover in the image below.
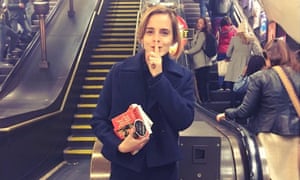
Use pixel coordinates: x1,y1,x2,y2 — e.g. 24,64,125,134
112,104,153,140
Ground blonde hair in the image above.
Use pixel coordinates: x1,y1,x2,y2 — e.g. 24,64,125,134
137,5,182,58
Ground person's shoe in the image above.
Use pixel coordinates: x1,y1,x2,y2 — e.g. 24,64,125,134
217,88,224,91
225,88,231,91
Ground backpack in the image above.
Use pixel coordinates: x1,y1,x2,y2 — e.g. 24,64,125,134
203,32,218,58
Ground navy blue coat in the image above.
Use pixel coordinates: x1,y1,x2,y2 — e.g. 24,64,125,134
91,51,195,172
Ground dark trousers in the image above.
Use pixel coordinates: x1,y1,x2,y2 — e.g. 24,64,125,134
195,66,211,102
110,162,178,180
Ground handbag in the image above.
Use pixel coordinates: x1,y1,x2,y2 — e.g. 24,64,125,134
273,66,300,117
233,75,249,94
217,60,229,76
257,66,300,180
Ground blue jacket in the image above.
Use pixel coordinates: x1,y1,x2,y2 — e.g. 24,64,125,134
91,51,195,172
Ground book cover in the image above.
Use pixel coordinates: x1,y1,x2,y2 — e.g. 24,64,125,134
112,104,153,140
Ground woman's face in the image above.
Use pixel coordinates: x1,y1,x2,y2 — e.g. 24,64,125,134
142,13,174,57
196,18,205,30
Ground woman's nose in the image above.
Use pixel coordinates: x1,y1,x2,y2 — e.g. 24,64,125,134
153,33,160,43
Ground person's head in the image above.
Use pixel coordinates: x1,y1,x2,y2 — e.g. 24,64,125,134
237,21,252,44
264,38,290,67
245,55,266,76
220,16,232,27
195,17,210,33
137,5,182,58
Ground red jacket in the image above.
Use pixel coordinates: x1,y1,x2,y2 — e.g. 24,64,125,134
218,25,237,54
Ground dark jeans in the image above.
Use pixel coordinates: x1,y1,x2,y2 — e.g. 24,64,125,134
110,162,178,180
195,66,211,102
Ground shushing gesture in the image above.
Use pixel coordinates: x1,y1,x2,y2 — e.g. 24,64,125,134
147,45,163,77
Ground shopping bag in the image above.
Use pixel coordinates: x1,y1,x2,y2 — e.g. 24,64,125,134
217,60,229,76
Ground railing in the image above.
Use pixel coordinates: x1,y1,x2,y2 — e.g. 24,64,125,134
0,0,100,132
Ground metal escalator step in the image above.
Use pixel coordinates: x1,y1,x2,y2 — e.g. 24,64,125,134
82,85,103,90
84,77,105,81
93,47,134,51
77,104,96,108
68,136,96,142
63,148,93,155
106,14,137,17
74,114,93,119
103,27,135,31
110,2,140,5
97,44,133,48
104,22,136,27
100,38,134,42
91,54,129,59
101,32,135,36
107,9,138,13
80,94,99,98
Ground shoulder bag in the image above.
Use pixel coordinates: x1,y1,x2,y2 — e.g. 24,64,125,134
233,75,249,94
273,66,300,116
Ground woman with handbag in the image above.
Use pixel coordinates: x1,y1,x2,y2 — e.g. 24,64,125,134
216,39,300,180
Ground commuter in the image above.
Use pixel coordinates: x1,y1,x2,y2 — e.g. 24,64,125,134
90,5,195,180
5,0,32,43
25,0,34,31
216,39,300,180
215,16,237,90
0,0,20,64
184,17,213,103
207,0,233,35
223,21,261,90
193,0,208,17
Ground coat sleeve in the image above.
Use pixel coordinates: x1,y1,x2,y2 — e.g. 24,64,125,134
186,32,205,55
225,73,262,120
149,69,195,131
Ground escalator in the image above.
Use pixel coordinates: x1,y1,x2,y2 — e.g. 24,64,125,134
63,0,141,161
0,0,268,179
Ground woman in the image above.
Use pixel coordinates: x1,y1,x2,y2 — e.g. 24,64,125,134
216,39,300,180
216,16,237,90
224,21,261,90
91,5,195,180
184,17,212,103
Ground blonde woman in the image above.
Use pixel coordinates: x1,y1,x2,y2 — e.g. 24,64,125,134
223,21,261,90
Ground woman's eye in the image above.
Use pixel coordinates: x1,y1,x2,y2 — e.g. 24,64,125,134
161,30,169,36
145,29,154,35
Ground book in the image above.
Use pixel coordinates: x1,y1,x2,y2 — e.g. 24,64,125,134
112,104,153,140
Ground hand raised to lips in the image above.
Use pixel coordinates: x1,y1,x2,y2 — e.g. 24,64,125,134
147,46,163,77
